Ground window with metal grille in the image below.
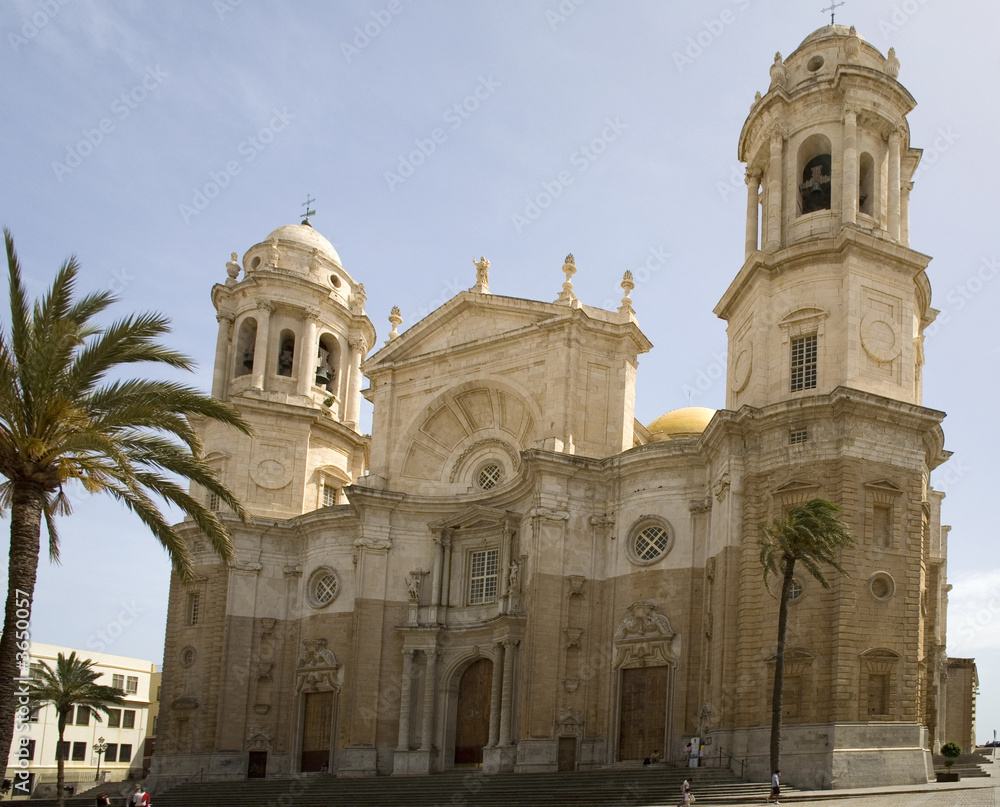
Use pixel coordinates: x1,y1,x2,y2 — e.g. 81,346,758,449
789,429,808,444
788,578,804,601
634,526,669,562
469,549,499,605
208,492,220,512
476,463,503,490
790,335,817,391
187,592,200,626
314,574,338,605
322,484,338,507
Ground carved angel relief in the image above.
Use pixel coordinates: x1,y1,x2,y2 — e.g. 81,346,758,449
613,600,681,668
296,638,343,693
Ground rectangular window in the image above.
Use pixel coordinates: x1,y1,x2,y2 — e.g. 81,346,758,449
55,741,70,761
469,549,499,605
322,484,338,508
105,743,118,763
790,334,818,391
208,492,220,512
123,709,136,729
868,672,890,715
126,676,139,694
187,592,200,626
112,674,124,690
72,742,86,761
152,715,158,736
24,739,35,761
873,504,892,548
789,429,808,444
118,744,132,763
107,708,121,728
75,705,90,725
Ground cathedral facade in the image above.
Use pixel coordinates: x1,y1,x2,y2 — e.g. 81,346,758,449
151,26,963,790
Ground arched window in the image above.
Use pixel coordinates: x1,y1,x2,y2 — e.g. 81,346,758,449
276,329,295,377
797,134,833,215
315,335,340,393
234,317,257,377
859,152,875,216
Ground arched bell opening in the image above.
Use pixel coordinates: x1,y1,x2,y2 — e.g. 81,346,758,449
234,317,258,377
859,152,875,217
277,329,296,377
797,134,833,215
315,334,340,392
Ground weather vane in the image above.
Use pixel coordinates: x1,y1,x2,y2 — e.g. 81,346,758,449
301,194,316,224
821,1,844,24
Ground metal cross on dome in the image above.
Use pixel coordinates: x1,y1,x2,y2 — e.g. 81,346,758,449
301,194,316,224
821,1,845,24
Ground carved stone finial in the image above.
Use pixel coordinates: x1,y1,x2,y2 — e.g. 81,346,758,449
351,282,367,315
226,252,241,284
769,52,785,88
846,26,861,60
386,305,402,345
472,256,490,294
557,253,577,304
885,47,900,78
618,270,635,315
753,90,762,108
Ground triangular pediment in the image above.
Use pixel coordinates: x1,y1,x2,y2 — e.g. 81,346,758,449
427,504,521,532
864,479,903,494
773,479,820,495
367,292,570,370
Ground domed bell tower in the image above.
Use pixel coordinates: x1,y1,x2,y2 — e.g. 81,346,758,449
199,222,375,519
716,26,934,410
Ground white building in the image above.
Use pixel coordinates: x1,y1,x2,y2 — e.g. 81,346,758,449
5,643,156,799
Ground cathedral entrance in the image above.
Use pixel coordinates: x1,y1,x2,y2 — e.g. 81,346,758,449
618,665,669,761
247,750,267,778
300,690,334,772
454,658,493,765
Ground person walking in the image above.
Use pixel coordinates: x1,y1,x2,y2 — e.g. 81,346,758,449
679,777,693,807
766,769,780,804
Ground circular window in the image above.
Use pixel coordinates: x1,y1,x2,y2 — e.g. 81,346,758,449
251,256,261,270
807,55,825,72
180,647,196,667
329,274,342,289
476,462,504,491
869,572,895,601
626,518,674,566
307,567,341,609
788,578,805,602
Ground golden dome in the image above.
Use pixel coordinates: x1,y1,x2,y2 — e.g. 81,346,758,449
646,407,716,441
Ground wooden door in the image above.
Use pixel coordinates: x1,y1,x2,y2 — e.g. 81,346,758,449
301,691,334,772
618,665,669,761
454,658,492,765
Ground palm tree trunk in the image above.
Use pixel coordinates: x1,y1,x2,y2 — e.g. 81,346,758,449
0,483,44,788
56,708,68,807
769,557,796,776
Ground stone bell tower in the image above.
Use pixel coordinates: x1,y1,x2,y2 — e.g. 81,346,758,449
716,26,935,411
198,221,375,519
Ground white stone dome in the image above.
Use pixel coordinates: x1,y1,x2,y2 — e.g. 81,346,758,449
265,223,343,269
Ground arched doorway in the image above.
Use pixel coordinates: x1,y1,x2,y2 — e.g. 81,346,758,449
454,658,493,765
618,665,670,760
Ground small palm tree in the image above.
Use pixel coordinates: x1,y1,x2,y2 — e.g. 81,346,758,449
0,231,253,776
25,653,125,807
759,498,854,775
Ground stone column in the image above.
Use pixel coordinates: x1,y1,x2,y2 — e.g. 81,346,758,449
842,108,858,225
211,313,233,399
419,650,438,751
397,649,416,750
764,127,784,253
345,336,367,430
498,640,517,745
488,644,504,746
296,310,320,397
901,181,913,247
250,301,273,390
429,531,447,623
441,535,453,609
887,129,902,241
744,170,761,258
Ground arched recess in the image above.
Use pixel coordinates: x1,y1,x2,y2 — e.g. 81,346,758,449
859,151,875,217
294,639,342,773
234,317,258,377
439,649,501,770
315,333,341,393
797,133,833,214
397,378,541,487
451,657,494,766
764,648,816,722
277,329,296,377
611,601,679,762
859,648,900,720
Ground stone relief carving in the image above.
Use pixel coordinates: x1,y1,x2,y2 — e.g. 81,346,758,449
613,600,680,668
296,638,343,693
245,725,272,751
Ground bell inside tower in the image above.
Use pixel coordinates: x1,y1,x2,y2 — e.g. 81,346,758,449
800,153,832,214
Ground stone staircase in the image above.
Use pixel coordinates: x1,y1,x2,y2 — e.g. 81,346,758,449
931,749,996,779
142,765,790,807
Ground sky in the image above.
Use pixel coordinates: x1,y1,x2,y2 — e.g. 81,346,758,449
2,0,999,743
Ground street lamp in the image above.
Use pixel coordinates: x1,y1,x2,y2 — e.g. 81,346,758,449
94,737,108,782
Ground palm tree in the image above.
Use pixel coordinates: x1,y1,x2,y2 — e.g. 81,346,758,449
25,653,125,807
0,230,252,777
758,498,854,776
